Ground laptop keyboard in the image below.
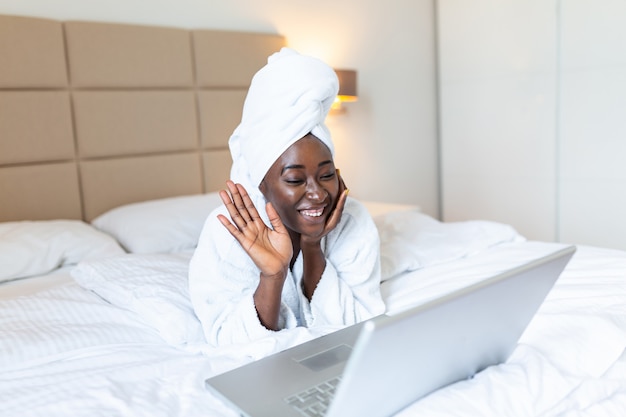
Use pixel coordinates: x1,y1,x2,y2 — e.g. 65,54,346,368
284,376,342,416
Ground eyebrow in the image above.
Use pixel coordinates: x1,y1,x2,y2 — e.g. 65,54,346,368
281,160,333,175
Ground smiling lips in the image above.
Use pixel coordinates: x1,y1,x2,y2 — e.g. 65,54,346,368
300,207,324,217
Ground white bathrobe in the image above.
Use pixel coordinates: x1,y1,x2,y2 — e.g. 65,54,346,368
189,196,385,346
188,47,385,346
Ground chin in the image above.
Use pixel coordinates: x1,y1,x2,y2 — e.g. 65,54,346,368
299,221,327,239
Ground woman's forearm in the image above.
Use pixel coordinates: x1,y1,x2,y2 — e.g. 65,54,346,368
301,241,326,301
253,271,287,330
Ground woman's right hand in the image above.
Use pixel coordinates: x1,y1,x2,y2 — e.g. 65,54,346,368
217,180,293,281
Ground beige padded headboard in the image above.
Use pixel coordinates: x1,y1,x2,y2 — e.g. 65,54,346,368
0,15,285,222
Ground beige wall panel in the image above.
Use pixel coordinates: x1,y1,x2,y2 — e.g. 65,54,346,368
193,30,285,87
0,15,288,222
65,21,193,87
80,153,203,220
73,91,198,158
198,90,246,149
203,150,232,192
0,92,74,165
0,163,81,221
0,15,67,88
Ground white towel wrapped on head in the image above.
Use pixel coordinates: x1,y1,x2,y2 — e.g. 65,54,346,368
229,47,339,208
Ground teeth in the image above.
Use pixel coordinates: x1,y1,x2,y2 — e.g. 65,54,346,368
301,208,323,217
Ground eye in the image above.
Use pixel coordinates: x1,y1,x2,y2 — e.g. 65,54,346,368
284,178,304,185
320,171,336,181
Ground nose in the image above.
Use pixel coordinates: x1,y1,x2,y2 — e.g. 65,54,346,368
305,180,326,202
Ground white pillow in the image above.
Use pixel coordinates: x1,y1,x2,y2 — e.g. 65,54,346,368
0,220,125,282
92,193,223,254
71,253,204,345
374,211,525,281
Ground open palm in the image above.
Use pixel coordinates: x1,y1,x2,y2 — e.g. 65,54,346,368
217,181,292,278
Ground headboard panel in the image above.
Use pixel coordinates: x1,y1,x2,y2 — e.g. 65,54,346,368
64,21,194,88
0,15,67,88
0,14,285,222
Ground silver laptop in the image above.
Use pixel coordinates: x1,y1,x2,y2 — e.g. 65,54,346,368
205,245,575,417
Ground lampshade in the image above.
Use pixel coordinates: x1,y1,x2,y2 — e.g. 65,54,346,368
334,69,357,102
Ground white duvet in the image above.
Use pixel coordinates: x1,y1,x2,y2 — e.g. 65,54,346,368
2,241,626,416
385,243,626,416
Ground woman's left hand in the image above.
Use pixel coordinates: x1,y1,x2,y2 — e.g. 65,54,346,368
301,170,349,246
299,171,348,299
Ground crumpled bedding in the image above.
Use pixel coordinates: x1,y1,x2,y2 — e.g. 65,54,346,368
386,243,626,416
1,242,626,417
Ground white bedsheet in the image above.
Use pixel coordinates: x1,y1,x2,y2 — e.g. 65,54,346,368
390,243,626,416
1,243,626,417
0,266,74,299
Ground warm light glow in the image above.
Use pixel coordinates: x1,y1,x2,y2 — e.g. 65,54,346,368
331,69,358,114
337,94,358,102
330,97,342,111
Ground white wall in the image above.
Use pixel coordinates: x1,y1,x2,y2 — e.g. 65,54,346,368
438,0,558,242
558,0,626,250
438,0,626,250
0,0,440,217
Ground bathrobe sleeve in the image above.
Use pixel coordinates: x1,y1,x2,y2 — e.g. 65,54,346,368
297,197,386,327
188,205,299,347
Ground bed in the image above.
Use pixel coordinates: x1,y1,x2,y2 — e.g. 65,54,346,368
2,14,626,417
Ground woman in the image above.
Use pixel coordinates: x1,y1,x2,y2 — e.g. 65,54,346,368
189,48,385,347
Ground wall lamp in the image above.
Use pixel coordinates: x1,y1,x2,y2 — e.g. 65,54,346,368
331,69,357,113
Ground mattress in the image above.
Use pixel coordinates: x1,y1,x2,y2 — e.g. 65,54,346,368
1,196,626,416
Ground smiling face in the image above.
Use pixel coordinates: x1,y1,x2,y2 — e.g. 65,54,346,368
259,134,339,239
